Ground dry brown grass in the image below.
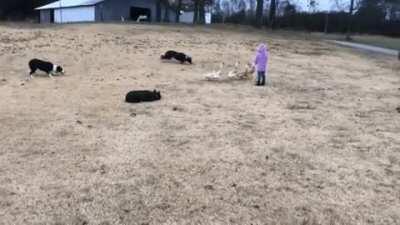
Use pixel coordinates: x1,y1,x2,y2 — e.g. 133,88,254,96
0,23,399,225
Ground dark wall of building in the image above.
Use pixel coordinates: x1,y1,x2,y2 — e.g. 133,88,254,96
40,9,51,23
37,0,176,23
96,0,174,22
95,4,103,21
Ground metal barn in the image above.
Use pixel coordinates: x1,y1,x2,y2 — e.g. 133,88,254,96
36,0,175,23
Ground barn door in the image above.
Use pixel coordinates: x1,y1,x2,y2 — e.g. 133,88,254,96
50,10,54,23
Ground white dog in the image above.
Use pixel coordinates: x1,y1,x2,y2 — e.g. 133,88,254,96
137,15,148,22
205,62,224,81
228,62,254,80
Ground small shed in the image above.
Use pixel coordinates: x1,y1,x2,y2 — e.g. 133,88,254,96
36,0,175,23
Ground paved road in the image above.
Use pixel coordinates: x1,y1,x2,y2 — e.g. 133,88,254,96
330,40,399,57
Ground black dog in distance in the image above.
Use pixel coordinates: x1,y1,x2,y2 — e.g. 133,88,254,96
161,50,192,64
125,90,162,103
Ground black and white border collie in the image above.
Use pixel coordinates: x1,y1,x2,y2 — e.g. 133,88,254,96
29,59,64,79
161,50,192,64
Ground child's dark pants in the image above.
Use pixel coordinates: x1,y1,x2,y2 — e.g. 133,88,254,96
256,71,266,86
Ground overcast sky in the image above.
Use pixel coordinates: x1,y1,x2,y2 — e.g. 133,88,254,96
293,0,349,11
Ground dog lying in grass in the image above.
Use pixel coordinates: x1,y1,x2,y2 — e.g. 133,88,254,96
205,63,224,81
125,90,161,103
205,62,254,81
228,62,255,80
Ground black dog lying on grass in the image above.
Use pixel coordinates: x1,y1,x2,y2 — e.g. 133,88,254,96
161,50,192,64
125,90,161,103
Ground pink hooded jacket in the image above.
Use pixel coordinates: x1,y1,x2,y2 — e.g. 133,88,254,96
254,44,268,72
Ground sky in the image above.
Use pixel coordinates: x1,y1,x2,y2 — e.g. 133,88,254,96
294,0,349,12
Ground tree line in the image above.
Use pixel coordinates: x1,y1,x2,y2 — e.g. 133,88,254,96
213,0,400,37
158,0,213,24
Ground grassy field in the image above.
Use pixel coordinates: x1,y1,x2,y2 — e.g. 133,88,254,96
0,23,399,225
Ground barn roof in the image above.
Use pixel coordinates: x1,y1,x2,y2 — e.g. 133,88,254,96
35,0,104,10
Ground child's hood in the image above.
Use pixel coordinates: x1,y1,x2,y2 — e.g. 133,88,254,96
257,43,268,54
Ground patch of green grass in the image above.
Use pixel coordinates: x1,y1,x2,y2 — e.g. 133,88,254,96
351,35,400,50
312,32,400,50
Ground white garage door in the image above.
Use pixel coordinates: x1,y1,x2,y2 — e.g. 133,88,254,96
54,6,95,23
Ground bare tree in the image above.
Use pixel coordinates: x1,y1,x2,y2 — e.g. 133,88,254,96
332,0,361,11
249,0,256,13
346,0,355,40
156,0,162,22
199,0,206,24
308,0,318,12
192,0,212,24
238,0,247,12
193,0,199,23
255,0,264,27
163,0,171,22
221,0,231,23
175,0,182,23
332,0,348,11
269,0,277,28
